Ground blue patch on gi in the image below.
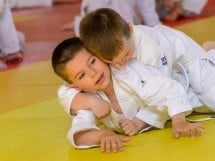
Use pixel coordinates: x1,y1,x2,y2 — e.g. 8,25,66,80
161,55,168,66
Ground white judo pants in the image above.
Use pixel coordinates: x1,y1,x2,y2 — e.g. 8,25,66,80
0,1,20,55
188,49,215,111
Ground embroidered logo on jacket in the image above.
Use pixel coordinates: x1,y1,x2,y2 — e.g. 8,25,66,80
160,55,168,66
141,80,146,87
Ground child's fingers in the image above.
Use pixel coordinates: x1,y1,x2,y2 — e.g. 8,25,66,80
193,125,204,137
121,136,131,142
189,123,204,137
119,119,129,126
128,130,138,136
124,128,135,136
173,124,204,138
100,138,106,152
121,124,137,136
172,130,180,139
110,139,120,153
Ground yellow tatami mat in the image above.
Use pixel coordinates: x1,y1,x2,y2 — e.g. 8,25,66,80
176,16,215,44
0,99,215,161
0,17,215,161
0,61,61,113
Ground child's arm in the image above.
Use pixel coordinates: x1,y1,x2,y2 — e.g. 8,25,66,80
69,109,130,153
171,112,204,138
202,41,215,51
71,92,111,119
74,129,130,153
58,85,111,119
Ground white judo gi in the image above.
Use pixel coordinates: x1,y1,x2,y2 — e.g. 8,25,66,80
57,25,215,148
181,0,208,15
131,24,215,110
64,59,193,149
7,0,53,8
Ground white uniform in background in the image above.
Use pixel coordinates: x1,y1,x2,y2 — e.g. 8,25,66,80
67,59,192,149
135,0,161,26
181,0,208,15
73,0,138,36
73,0,161,36
7,0,53,8
0,1,24,56
132,24,215,109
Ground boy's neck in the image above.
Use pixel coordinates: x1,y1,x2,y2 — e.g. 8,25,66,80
103,77,122,114
103,77,114,97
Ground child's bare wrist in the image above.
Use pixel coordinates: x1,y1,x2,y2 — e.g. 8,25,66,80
132,117,147,131
172,112,186,121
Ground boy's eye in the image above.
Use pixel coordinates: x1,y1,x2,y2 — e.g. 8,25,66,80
78,73,85,80
90,58,96,65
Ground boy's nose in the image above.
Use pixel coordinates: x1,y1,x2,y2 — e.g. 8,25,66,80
88,68,97,78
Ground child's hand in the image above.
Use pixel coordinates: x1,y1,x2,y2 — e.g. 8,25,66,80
172,113,204,138
100,131,130,153
172,120,204,138
89,96,111,119
202,41,215,51
72,93,111,119
119,118,139,136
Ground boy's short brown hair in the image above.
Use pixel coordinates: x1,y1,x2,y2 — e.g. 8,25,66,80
52,37,85,83
80,8,131,61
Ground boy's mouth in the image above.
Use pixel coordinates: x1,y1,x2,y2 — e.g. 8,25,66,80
95,73,104,85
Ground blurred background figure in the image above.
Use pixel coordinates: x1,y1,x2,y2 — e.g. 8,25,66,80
7,0,76,9
0,0,25,70
156,0,208,21
8,0,53,8
60,0,162,36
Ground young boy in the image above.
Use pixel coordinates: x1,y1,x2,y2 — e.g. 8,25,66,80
52,37,203,152
78,8,215,111
58,8,215,140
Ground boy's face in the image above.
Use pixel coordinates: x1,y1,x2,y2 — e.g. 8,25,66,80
65,49,111,91
104,36,135,68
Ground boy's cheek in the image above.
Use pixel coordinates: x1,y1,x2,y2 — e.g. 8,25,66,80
112,63,126,69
